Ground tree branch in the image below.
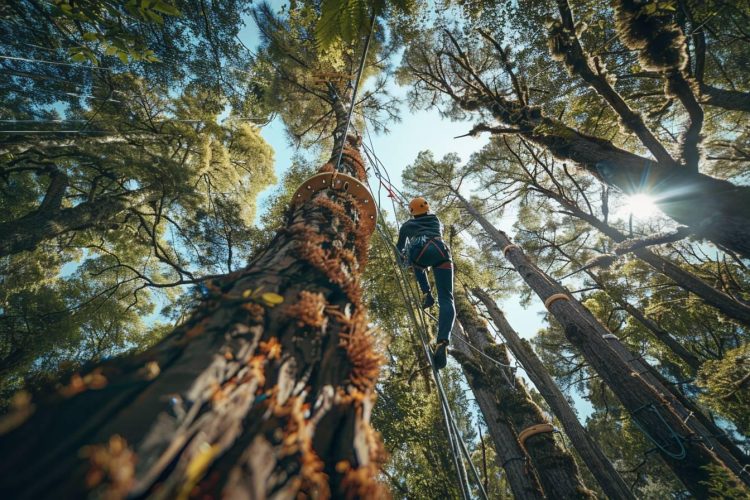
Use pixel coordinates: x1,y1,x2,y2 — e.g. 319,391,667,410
613,226,693,256
550,0,676,167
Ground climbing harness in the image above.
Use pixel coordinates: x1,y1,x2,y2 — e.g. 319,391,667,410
409,236,450,269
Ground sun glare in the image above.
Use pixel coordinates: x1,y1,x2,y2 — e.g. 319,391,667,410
620,193,660,220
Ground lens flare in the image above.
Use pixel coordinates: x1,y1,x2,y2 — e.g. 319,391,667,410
619,193,660,220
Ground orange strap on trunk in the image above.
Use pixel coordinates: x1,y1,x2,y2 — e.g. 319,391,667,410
544,293,569,309
518,423,555,453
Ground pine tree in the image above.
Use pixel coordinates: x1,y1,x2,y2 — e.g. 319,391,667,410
455,191,749,496
472,287,635,500
452,292,595,499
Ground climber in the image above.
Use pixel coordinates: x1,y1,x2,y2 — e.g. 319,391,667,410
396,197,456,369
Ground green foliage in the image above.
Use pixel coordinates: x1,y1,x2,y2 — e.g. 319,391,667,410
315,0,414,50
252,1,400,150
53,0,182,64
394,115,750,496
1,60,275,403
700,463,749,499
2,0,260,112
697,343,750,436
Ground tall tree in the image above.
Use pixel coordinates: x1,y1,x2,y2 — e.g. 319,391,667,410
0,1,404,496
0,133,390,498
401,0,750,258
455,191,749,495
0,83,276,398
1,0,278,400
472,287,635,500
452,292,595,500
467,138,750,336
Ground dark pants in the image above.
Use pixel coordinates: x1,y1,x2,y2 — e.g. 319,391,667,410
409,239,455,342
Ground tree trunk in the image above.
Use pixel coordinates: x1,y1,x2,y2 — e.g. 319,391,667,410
453,293,595,500
548,186,750,328
0,138,388,499
468,94,750,258
451,321,546,500
700,84,750,113
0,189,156,257
457,192,750,496
471,287,635,500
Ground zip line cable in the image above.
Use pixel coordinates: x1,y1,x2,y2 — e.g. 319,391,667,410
0,54,116,70
332,13,376,172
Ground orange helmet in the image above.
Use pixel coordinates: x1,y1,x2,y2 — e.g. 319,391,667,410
409,197,430,216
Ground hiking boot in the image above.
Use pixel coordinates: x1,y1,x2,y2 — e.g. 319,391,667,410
432,339,449,369
422,292,435,309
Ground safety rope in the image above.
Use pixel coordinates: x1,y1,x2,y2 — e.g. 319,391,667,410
368,181,488,498
332,13,376,173
357,114,494,497
376,224,483,499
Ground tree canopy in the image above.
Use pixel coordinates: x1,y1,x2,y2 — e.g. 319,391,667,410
1,0,749,498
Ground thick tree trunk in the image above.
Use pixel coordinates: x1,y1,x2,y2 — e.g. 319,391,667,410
0,189,157,257
451,321,546,500
457,192,750,496
472,288,635,500
0,139,387,499
700,84,750,113
547,186,750,328
453,293,595,500
467,95,750,259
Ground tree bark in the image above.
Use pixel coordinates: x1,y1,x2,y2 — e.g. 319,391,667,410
451,322,546,500
472,287,635,500
408,27,750,257
453,293,595,500
37,167,69,214
456,192,750,496
0,139,388,499
0,189,155,257
700,84,750,113
551,0,676,167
